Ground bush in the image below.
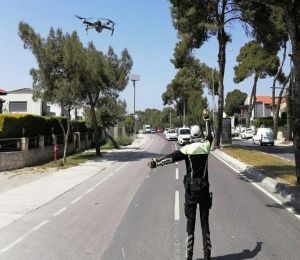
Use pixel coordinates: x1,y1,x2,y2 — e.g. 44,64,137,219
0,114,89,138
253,117,273,128
115,136,132,146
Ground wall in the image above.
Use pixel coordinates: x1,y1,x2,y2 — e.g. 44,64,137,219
2,93,42,115
0,133,93,172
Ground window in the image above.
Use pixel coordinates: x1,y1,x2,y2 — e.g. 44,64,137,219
9,101,27,112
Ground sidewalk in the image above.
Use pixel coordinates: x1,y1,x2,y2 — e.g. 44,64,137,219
211,149,300,215
0,135,148,230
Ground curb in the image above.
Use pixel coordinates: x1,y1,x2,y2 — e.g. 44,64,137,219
211,149,300,211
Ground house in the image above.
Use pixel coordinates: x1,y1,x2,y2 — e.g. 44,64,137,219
2,88,84,119
241,95,286,121
0,88,7,114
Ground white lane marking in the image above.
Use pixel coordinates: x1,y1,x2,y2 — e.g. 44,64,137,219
212,152,300,221
176,162,178,165
0,220,50,254
174,191,180,221
52,207,67,217
115,162,129,172
71,195,84,204
31,220,50,231
176,168,179,180
0,236,25,253
85,186,95,194
122,247,126,259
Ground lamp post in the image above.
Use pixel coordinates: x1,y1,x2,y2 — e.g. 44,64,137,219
130,74,140,135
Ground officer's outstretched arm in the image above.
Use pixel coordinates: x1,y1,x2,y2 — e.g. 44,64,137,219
148,150,185,169
203,110,213,145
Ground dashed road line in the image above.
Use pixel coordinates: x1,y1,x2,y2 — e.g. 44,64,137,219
52,207,67,217
70,195,84,204
174,191,180,221
176,168,179,180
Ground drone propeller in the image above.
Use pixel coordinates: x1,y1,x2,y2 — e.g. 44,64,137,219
98,17,116,25
75,15,94,21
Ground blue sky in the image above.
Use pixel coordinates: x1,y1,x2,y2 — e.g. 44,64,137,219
0,0,291,113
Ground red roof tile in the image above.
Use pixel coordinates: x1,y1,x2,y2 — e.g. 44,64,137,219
256,96,286,105
0,88,7,95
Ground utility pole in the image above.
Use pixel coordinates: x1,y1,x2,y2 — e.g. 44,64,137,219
130,74,140,136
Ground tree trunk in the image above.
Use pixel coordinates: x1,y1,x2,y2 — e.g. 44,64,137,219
286,70,293,141
285,5,300,184
91,103,101,156
292,45,300,184
273,73,291,139
214,27,227,148
272,43,287,137
58,111,70,165
246,75,258,128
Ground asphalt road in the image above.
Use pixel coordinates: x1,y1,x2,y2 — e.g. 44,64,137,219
232,138,295,162
0,134,299,259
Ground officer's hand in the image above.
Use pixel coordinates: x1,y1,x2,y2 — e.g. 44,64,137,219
203,109,209,121
148,159,157,169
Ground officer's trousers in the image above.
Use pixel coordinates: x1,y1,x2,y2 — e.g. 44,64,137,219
185,189,211,258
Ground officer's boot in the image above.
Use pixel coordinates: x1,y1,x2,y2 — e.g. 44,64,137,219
203,233,211,260
185,233,194,260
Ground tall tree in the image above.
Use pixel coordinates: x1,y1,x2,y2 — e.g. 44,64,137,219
234,40,279,127
170,0,242,147
238,0,300,183
80,44,133,156
224,89,247,116
18,22,83,164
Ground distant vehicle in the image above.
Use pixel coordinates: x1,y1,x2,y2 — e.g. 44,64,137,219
178,127,191,146
231,128,240,137
166,129,178,141
163,128,170,135
253,127,274,146
157,128,163,134
241,128,254,139
151,129,156,134
138,129,144,134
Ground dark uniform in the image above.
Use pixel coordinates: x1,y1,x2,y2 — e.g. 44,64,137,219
149,123,213,260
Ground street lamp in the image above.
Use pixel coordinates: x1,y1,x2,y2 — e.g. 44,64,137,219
130,74,140,135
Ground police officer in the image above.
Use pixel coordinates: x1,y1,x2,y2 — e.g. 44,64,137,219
148,112,213,260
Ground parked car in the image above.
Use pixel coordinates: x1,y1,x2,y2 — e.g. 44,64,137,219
157,128,163,134
166,129,178,141
231,127,240,137
178,127,191,146
150,129,156,134
138,129,144,134
240,128,254,139
163,128,170,135
253,127,274,146
145,128,152,134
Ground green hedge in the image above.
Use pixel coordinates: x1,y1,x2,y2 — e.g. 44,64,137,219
253,117,287,129
0,114,89,138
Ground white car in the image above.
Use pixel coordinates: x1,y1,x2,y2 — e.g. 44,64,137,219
178,128,191,146
166,129,178,141
163,128,170,136
241,128,254,139
253,127,274,146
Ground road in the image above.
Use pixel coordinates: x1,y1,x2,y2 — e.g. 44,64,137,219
0,134,299,259
232,138,295,162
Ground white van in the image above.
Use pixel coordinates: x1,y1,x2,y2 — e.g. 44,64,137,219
178,127,191,146
252,127,274,146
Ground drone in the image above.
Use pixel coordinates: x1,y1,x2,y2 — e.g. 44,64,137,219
75,15,115,36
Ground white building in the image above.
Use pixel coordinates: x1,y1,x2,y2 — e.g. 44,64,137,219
2,88,84,120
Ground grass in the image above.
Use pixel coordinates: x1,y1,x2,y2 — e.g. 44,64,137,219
37,150,97,169
221,145,297,186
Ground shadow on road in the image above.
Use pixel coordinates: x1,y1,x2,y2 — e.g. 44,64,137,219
196,242,263,260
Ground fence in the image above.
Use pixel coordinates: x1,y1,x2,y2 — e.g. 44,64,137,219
0,132,93,172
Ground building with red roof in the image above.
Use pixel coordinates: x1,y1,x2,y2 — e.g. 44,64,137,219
0,88,7,113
